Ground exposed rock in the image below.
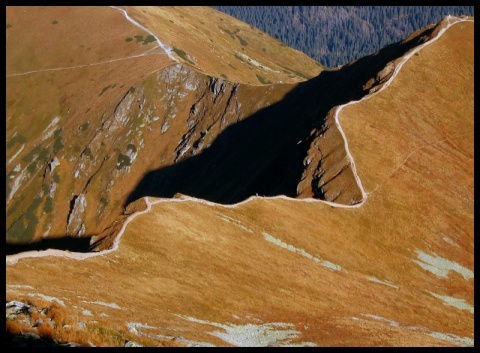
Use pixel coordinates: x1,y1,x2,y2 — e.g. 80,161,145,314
161,121,170,133
125,340,143,347
376,61,395,84
6,300,31,317
66,194,87,236
48,157,60,172
33,318,43,327
209,77,226,96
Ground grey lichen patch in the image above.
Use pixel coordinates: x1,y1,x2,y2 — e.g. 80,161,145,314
426,291,474,314
215,213,253,233
367,276,399,289
262,232,343,272
234,53,245,63
412,250,473,280
176,314,316,347
7,167,29,202
426,331,473,347
41,116,62,141
124,143,138,165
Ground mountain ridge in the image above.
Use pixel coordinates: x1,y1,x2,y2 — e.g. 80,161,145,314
6,8,474,347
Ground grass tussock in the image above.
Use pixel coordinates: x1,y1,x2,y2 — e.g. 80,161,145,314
48,304,68,326
6,295,188,347
6,319,31,336
36,322,55,339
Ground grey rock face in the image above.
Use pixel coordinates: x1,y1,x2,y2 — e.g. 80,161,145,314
125,340,143,347
66,194,87,236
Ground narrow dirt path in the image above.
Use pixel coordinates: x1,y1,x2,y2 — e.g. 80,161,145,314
109,6,177,62
5,16,473,264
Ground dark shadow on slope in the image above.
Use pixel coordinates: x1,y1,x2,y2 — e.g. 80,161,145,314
5,331,80,347
125,27,436,206
5,236,92,255
4,27,436,255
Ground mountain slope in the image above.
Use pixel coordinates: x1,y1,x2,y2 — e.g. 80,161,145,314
6,6,323,245
6,13,473,347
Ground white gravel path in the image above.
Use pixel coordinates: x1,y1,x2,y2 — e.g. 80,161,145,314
331,16,474,204
6,16,473,266
109,6,177,62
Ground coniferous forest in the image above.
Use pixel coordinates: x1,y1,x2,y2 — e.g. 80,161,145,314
211,6,474,68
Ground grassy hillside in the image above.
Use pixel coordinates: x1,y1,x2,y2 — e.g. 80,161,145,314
124,6,324,83
6,14,473,347
6,6,323,245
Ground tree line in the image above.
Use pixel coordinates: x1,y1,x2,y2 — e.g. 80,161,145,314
211,6,474,68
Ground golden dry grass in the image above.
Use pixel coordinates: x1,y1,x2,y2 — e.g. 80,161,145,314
6,14,473,347
123,6,324,84
6,6,310,244
6,320,31,336
6,6,176,242
6,293,187,347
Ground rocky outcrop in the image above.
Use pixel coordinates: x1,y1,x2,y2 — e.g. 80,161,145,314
296,111,363,204
362,61,395,93
6,13,445,245
66,194,87,237
6,300,93,347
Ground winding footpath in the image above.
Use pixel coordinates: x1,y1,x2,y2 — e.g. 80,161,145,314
6,16,473,265
6,6,177,79
332,15,474,203
6,46,167,78
109,6,177,62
